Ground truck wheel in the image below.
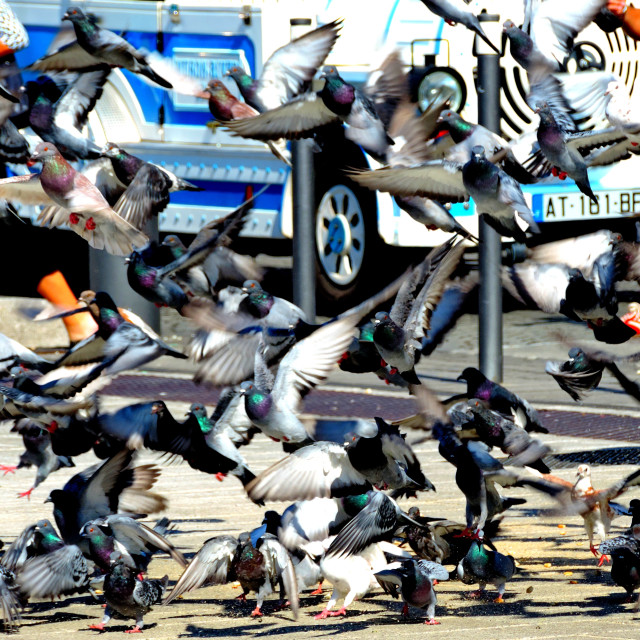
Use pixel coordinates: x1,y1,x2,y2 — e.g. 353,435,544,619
314,176,379,312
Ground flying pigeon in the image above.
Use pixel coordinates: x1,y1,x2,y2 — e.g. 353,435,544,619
545,347,605,402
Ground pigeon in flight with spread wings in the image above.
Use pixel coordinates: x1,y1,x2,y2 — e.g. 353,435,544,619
0,143,148,256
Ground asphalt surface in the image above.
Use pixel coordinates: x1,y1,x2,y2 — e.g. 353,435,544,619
2,298,640,638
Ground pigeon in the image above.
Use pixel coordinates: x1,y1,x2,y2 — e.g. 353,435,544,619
30,7,173,89
535,102,624,203
599,525,640,601
11,419,75,500
0,143,149,256
89,553,168,633
545,347,605,402
542,465,640,561
373,239,465,384
239,313,360,443
14,519,90,601
164,531,299,619
126,192,256,310
420,0,500,54
224,65,393,160
456,367,547,433
457,539,516,602
24,69,110,161
0,565,19,631
80,514,186,575
46,450,167,544
246,422,429,503
102,143,203,230
226,19,342,112
0,332,52,376
352,146,539,242
325,491,424,558
375,558,450,624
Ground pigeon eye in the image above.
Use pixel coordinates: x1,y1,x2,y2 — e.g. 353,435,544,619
89,528,93,533
43,147,48,151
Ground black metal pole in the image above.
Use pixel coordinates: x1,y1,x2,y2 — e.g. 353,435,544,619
89,218,160,331
291,138,316,321
475,12,503,382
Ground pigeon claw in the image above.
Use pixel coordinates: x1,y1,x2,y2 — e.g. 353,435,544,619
589,544,600,558
0,464,16,475
69,212,80,225
597,554,610,567
214,472,226,482
558,171,567,180
310,584,323,596
250,606,262,617
18,487,34,500
326,607,347,617
494,596,505,603
85,217,97,231
425,618,441,625
314,609,331,620
89,623,106,631
124,626,142,633
389,367,399,375
235,593,246,601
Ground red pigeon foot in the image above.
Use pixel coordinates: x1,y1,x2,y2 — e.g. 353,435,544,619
314,609,331,620
402,603,409,617
214,472,226,482
85,217,96,231
590,544,600,557
326,607,347,617
389,367,399,375
125,627,142,633
18,487,34,500
632,142,638,146
425,618,441,625
89,623,106,631
467,589,485,599
69,213,80,225
250,607,262,617
380,358,387,367
0,464,16,475
136,573,144,581
597,554,610,567
235,593,246,600
338,352,349,364
310,583,323,596
494,596,505,603
551,167,559,176
558,172,567,180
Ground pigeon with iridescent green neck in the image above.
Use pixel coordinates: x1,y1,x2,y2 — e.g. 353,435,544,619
30,7,172,89
0,142,148,256
226,20,341,112
545,347,604,402
457,539,516,602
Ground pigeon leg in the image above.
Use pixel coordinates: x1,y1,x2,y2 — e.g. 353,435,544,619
326,607,347,617
125,617,144,634
310,582,323,596
315,591,338,619
17,487,34,500
467,586,485,599
401,603,409,617
589,544,600,558
250,606,262,617
0,464,16,475
235,592,247,601
597,554,610,567
90,607,112,631
425,599,440,624
493,583,506,603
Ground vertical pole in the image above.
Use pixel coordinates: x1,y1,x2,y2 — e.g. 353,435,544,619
290,17,316,321
291,138,316,321
89,218,160,331
474,12,503,381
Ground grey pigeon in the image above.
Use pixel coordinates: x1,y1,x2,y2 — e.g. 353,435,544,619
420,0,500,54
89,553,168,633
375,558,450,624
164,532,298,619
0,565,19,631
545,347,604,402
457,539,516,602
30,7,172,89
0,143,148,256
598,525,640,600
227,20,342,112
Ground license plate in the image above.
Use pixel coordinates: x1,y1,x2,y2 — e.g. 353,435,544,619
535,190,640,221
170,48,250,111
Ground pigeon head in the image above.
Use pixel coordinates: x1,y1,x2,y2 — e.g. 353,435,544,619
576,464,591,479
436,110,471,140
62,7,87,22
162,235,185,250
535,103,556,126
242,280,263,293
629,499,640,514
502,20,517,32
101,142,125,159
372,311,391,326
29,142,60,165
457,367,486,385
320,65,339,79
239,381,254,395
226,66,252,87
188,403,207,417
470,145,485,160
207,79,232,98
320,65,354,112
262,510,281,534
567,347,584,360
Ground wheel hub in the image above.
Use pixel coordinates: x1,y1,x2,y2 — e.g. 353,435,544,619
327,215,351,255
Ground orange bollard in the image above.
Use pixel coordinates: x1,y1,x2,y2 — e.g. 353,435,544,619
37,271,98,344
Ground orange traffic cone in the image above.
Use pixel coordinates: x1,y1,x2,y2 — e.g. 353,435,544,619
37,271,97,344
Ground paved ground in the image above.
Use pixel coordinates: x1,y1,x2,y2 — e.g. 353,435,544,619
2,297,640,638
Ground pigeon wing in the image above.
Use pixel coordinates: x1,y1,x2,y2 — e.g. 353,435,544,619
29,41,103,72
0,173,52,205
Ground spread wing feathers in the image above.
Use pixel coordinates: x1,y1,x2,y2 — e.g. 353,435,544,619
326,492,403,557
350,161,467,202
29,40,103,72
544,359,604,402
163,535,238,604
405,239,466,347
55,67,111,131
96,515,187,568
113,163,171,230
0,524,38,572
142,51,209,98
16,545,88,598
256,19,342,110
0,384,93,415
224,93,340,140
566,127,627,156
502,262,572,314
193,335,261,387
271,315,358,410
245,441,371,503
0,567,20,631
278,498,344,550
388,101,432,166
599,533,640,556
257,537,299,619
585,139,640,167
33,359,111,398
0,173,53,205
364,50,408,128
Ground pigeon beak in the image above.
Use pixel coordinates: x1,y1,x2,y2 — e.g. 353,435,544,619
456,374,465,382
124,257,131,264
44,496,52,503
